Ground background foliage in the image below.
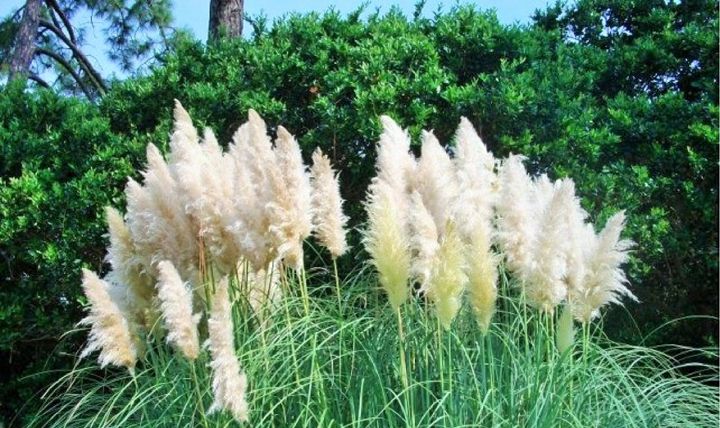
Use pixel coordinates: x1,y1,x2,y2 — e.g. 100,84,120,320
0,0,717,423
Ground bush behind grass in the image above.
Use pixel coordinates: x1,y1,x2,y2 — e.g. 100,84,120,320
2,0,717,422
27,268,719,427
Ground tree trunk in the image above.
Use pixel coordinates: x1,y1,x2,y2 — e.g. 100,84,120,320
8,0,42,82
208,0,243,41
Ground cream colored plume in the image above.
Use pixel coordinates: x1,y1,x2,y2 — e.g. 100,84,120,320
276,126,313,239
208,277,249,423
364,117,415,309
364,179,412,309
409,191,439,292
523,179,575,313
156,260,200,360
126,143,199,286
453,117,497,243
104,206,155,329
571,212,637,323
496,155,538,280
226,110,277,269
426,223,467,329
167,103,238,274
310,148,348,258
267,126,312,269
466,226,499,333
413,131,458,235
79,269,139,372
452,118,499,331
376,116,416,197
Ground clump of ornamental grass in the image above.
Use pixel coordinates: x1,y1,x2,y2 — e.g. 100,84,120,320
29,271,719,428
75,101,348,423
31,110,718,428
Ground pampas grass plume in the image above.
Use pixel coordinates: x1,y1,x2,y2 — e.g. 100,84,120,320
427,223,467,329
414,130,458,234
496,155,537,278
156,260,200,360
79,269,139,372
364,117,415,309
104,206,154,325
310,148,348,258
364,180,412,309
466,227,499,334
573,211,637,323
208,276,250,423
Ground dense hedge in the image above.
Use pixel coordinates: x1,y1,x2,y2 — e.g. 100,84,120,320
1,1,717,423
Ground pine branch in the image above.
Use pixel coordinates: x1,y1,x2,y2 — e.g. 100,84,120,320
38,18,107,95
28,73,51,88
36,47,94,100
45,0,76,45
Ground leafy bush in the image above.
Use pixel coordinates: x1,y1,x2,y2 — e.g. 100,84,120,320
1,0,717,423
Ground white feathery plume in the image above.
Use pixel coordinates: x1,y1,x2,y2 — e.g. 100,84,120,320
167,103,238,274
79,269,139,372
127,143,199,286
453,117,497,243
531,174,557,217
376,116,416,197
310,148,348,258
104,206,155,329
572,212,637,323
496,155,538,281
267,126,312,269
364,117,414,309
208,276,250,423
276,126,313,240
524,179,575,313
452,118,499,332
413,130,458,235
409,191,439,292
156,260,200,360
226,110,277,269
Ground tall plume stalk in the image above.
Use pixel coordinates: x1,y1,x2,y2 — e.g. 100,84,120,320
208,277,249,423
453,118,498,333
310,148,348,259
104,206,155,331
310,147,349,304
269,126,313,270
364,116,415,309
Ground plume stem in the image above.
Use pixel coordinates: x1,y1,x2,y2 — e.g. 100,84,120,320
333,258,342,309
396,307,410,393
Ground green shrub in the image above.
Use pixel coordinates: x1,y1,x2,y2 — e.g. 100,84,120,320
1,0,717,423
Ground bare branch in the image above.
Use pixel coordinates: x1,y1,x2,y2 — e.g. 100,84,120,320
28,73,51,88
45,0,77,45
38,18,107,95
36,47,94,100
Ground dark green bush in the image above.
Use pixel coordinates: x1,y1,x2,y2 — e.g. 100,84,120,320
1,0,717,423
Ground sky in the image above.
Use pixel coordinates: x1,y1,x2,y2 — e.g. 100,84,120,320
1,1,552,79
